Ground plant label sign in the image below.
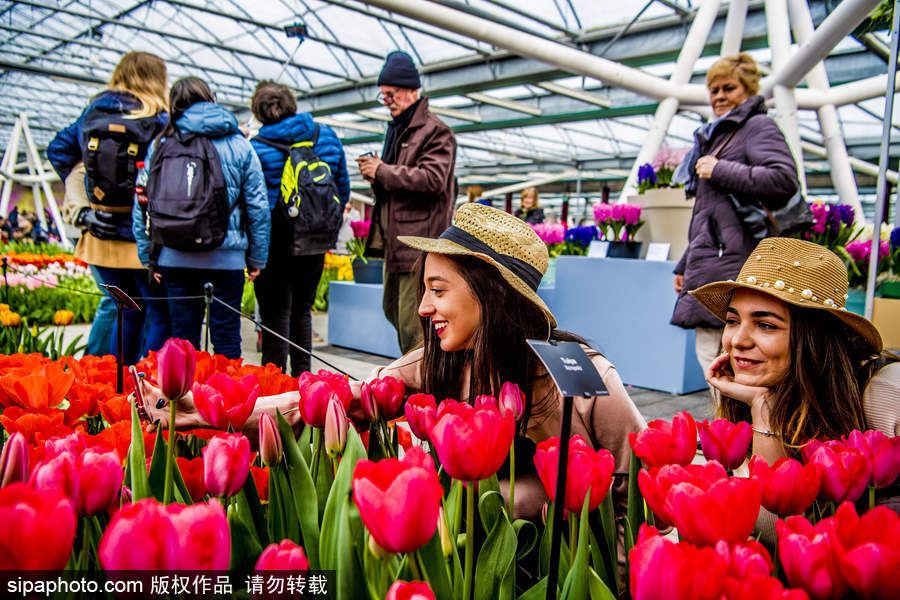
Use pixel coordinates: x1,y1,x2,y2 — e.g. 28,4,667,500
526,340,609,397
587,240,609,258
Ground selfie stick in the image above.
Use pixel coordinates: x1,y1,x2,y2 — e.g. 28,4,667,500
545,392,574,600
100,284,140,394
203,282,213,353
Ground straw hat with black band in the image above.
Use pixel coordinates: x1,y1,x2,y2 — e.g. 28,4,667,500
690,237,883,352
398,203,558,329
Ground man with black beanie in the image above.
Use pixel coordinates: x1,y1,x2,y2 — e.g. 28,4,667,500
357,50,457,353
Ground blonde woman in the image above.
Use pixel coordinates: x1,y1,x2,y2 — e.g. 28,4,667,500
48,51,171,363
515,187,544,224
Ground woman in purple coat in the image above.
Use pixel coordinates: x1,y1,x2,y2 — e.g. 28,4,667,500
671,53,799,385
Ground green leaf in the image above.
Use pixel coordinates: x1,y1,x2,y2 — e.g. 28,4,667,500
319,426,366,571
625,449,643,557
415,532,454,600
512,519,538,561
127,400,151,501
228,502,263,573
517,577,548,600
296,423,313,465
237,468,266,547
267,467,285,544
477,475,502,533
283,455,321,569
596,493,619,598
147,428,188,504
474,511,517,600
331,496,366,600
559,493,591,600
587,567,617,600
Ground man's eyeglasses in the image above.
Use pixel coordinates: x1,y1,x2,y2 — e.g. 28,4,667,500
377,91,397,104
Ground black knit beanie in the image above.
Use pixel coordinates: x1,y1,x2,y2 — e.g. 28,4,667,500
377,51,421,89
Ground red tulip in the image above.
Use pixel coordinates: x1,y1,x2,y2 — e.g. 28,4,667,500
664,476,762,546
255,539,310,571
474,394,497,409
99,498,179,570
168,499,230,570
776,515,849,600
749,456,821,517
716,538,774,580
386,581,436,600
697,419,752,471
297,370,352,428
629,411,697,468
498,381,525,420
202,433,250,497
0,432,28,487
404,393,437,442
75,447,123,516
192,373,260,431
176,456,207,502
324,397,349,458
360,375,405,421
638,461,728,527
828,503,900,600
29,451,78,503
157,338,196,400
720,574,811,600
803,442,871,503
429,399,515,481
352,446,443,554
843,429,900,489
258,412,282,466
251,466,269,502
0,482,76,570
534,434,615,513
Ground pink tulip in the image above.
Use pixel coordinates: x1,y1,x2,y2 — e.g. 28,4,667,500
719,574,811,600
386,581,436,600
75,447,123,516
99,498,179,570
429,398,515,481
842,429,900,489
168,499,230,570
43,432,87,459
202,433,251,497
0,482,76,570
297,370,352,428
697,419,752,471
256,540,310,571
716,538,774,580
664,476,762,546
826,502,900,600
360,376,405,421
0,432,28,487
404,393,436,442
534,434,615,513
803,442,871,503
749,456,821,517
29,451,78,503
629,411,697,468
777,515,849,600
258,412,283,466
352,446,443,554
324,397,349,458
157,338,196,400
498,381,525,420
192,373,260,431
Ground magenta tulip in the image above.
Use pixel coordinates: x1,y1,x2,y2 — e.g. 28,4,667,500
404,393,437,442
43,432,87,459
202,433,251,497
0,432,28,487
843,429,900,489
324,397,349,458
360,375,405,421
698,419,752,471
258,412,283,466
29,451,78,503
192,373,260,431
256,540,310,571
386,581,436,600
99,498,179,570
664,476,762,546
0,483,76,570
749,456,821,517
75,447,123,516
534,434,615,514
297,370,352,429
429,399,515,481
498,381,525,420
629,411,697,468
826,502,900,600
168,499,230,570
352,446,443,554
803,442,871,503
157,338,196,400
776,515,849,600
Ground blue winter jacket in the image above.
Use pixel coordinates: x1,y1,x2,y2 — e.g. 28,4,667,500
250,113,350,211
132,102,270,271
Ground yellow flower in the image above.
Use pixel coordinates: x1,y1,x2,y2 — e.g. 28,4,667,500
0,304,8,312
0,311,22,327
54,310,75,326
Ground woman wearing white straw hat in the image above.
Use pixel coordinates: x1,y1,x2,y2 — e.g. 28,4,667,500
690,237,898,465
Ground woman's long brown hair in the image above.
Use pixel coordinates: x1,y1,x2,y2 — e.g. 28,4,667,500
717,304,881,456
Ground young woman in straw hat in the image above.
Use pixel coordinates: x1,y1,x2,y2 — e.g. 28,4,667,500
690,236,898,465
137,204,646,522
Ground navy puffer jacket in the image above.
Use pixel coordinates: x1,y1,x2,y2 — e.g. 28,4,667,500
672,95,799,329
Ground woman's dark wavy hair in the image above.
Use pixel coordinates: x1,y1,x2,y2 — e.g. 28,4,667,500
717,303,882,456
250,80,298,125
159,77,216,139
415,253,586,435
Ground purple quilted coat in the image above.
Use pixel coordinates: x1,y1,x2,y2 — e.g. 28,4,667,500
672,95,799,329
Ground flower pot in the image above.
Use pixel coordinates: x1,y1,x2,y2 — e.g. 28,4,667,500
351,258,384,284
880,280,900,299
845,289,866,316
629,188,694,261
607,241,643,259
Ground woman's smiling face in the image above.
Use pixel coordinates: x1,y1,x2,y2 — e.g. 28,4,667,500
722,289,791,388
418,253,482,352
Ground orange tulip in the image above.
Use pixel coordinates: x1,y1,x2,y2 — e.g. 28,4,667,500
53,310,74,326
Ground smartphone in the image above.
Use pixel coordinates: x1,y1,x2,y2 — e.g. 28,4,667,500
358,151,375,159
129,366,146,420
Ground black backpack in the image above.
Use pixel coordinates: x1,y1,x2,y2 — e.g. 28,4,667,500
81,104,160,208
254,124,343,255
145,131,232,251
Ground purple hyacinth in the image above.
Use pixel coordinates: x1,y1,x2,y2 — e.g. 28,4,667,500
564,225,600,248
836,204,855,226
825,205,842,236
891,226,900,252
637,163,657,187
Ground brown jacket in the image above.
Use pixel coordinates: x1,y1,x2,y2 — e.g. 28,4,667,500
365,98,457,272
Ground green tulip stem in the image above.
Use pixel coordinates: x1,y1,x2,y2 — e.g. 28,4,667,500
163,398,177,504
80,517,91,569
311,428,322,485
463,481,475,600
508,441,516,518
409,551,424,581
869,485,875,511
569,515,577,564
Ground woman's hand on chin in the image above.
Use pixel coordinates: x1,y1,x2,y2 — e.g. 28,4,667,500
706,353,769,410
132,379,207,433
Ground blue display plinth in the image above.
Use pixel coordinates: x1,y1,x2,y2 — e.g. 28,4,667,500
541,256,706,395
328,281,401,358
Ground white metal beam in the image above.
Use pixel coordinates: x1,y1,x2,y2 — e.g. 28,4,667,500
465,92,542,116
481,169,580,198
316,117,384,135
720,0,749,56
535,82,611,108
429,105,484,122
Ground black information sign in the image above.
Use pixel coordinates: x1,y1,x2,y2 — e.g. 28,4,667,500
526,340,608,397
